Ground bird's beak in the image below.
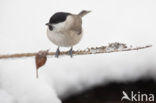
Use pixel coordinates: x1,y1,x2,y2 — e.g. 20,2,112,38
45,23,50,26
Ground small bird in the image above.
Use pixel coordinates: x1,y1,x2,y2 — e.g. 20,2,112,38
46,10,90,57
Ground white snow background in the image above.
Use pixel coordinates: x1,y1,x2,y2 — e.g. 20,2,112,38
0,0,156,103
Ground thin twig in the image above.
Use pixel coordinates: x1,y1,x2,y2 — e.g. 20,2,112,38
0,43,152,59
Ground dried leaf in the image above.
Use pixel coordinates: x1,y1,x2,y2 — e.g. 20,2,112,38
35,50,49,78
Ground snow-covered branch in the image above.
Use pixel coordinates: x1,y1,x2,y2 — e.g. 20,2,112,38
0,43,152,59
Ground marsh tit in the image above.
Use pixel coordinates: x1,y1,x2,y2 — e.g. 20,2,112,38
46,10,90,57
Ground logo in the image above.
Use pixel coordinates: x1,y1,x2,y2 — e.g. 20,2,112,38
121,91,155,102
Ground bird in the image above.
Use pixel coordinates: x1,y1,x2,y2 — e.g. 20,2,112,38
46,10,91,58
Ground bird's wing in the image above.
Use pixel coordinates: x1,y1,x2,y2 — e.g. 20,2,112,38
69,16,82,35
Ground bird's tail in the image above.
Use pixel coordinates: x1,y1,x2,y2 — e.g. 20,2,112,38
78,10,91,18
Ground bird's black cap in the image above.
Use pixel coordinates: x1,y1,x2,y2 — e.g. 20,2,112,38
49,12,71,24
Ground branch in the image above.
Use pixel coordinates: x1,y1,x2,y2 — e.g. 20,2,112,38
0,43,152,59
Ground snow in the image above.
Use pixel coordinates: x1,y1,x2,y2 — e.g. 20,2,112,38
0,0,156,103
0,89,15,103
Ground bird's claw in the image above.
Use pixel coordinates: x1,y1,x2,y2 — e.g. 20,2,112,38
68,47,73,58
55,47,60,58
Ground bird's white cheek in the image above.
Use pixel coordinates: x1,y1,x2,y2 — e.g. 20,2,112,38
53,22,66,32
53,16,74,32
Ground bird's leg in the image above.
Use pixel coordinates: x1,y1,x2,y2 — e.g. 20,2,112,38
68,47,73,58
55,47,60,58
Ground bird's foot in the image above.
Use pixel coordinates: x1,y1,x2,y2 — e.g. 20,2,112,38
55,47,60,58
68,47,73,58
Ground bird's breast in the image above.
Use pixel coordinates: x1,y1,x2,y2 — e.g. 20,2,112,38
47,28,83,47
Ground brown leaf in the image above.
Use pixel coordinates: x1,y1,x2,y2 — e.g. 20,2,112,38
35,50,49,78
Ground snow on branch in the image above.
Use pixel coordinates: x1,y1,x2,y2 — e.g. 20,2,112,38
0,42,152,78
0,43,152,59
